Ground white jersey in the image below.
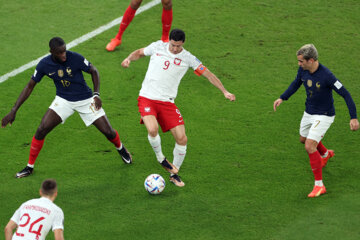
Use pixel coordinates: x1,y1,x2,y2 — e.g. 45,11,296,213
140,40,204,102
10,197,64,240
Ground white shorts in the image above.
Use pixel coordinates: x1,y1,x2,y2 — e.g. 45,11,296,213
49,96,106,127
299,111,335,142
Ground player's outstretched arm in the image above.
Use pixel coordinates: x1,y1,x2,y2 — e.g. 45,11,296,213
273,98,283,112
121,48,145,68
1,79,37,128
350,118,359,131
4,220,17,240
88,65,102,110
201,69,235,101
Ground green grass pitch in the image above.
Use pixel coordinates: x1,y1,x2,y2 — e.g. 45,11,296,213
1,0,360,239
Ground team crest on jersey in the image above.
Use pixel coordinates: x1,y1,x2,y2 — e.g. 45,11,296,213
174,58,182,66
145,107,151,112
58,69,64,78
66,67,73,77
316,82,321,89
307,79,312,87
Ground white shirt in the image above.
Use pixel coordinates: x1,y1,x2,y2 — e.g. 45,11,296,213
10,197,64,240
140,40,203,102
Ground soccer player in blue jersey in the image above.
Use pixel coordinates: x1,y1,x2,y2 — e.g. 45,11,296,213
273,44,359,198
1,37,132,178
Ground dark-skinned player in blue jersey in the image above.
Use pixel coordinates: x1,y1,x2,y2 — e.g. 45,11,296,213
1,37,132,178
273,44,359,198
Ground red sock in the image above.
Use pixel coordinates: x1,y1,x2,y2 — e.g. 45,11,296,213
309,151,322,181
317,141,327,156
28,136,45,165
116,5,137,40
108,130,121,149
161,8,172,41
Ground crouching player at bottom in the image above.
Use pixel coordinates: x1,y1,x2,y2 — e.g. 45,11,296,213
121,29,236,187
1,37,132,178
4,179,64,240
273,44,359,197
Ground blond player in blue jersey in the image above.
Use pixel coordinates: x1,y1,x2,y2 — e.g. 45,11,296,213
274,44,359,197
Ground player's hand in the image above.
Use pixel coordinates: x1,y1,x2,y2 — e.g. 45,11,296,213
1,111,16,128
121,58,131,68
350,118,359,131
224,92,236,101
273,98,283,111
93,96,102,111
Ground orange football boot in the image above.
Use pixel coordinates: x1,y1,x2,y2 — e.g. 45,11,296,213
308,185,326,198
106,38,121,51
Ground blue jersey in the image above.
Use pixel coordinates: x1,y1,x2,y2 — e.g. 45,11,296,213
32,51,93,101
280,63,357,119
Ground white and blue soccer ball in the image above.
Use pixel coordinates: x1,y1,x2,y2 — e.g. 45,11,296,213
144,174,165,194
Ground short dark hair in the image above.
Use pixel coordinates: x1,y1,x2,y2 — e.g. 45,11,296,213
169,29,185,42
41,179,57,196
49,37,65,51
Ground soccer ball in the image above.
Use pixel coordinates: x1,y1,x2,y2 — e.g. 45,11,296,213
144,174,165,194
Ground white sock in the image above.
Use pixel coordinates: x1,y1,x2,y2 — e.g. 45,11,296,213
173,143,187,170
148,134,165,163
27,164,34,168
116,143,123,150
315,180,323,187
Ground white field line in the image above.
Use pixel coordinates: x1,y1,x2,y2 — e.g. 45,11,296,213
0,0,161,83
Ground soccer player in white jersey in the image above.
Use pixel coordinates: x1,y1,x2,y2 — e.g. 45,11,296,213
4,179,64,240
121,29,236,187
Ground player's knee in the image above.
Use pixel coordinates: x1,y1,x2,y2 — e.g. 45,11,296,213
162,0,172,9
304,141,316,153
176,135,187,145
130,0,142,9
148,128,159,138
35,125,49,139
299,137,306,144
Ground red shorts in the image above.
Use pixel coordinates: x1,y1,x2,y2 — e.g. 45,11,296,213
137,96,184,132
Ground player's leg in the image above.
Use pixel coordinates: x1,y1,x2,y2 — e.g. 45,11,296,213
142,115,177,174
169,124,187,187
106,0,143,51
16,109,62,178
161,0,172,42
92,115,132,164
317,141,334,167
305,139,326,197
305,115,334,197
170,125,187,171
138,96,177,173
142,115,164,162
156,103,185,187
